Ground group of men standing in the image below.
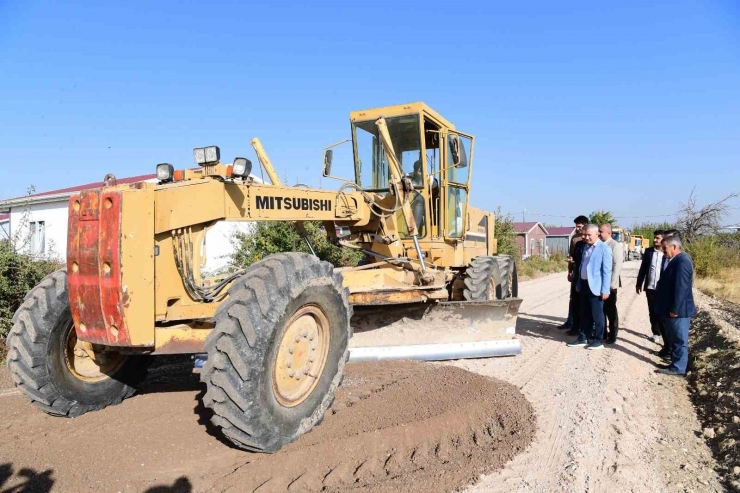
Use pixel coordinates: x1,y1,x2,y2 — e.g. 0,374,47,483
558,217,621,350
636,229,697,376
558,216,696,376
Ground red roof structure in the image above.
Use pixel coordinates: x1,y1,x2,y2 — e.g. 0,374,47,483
546,227,575,236
3,173,157,202
513,222,543,234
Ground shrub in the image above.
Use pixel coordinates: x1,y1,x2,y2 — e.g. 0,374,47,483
518,252,568,280
685,233,740,304
229,221,363,270
685,234,740,278
0,240,62,362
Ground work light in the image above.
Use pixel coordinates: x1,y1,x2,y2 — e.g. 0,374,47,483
232,157,252,178
156,163,174,183
193,146,220,165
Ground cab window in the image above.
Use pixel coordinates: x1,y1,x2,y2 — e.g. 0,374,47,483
353,115,421,190
446,134,472,184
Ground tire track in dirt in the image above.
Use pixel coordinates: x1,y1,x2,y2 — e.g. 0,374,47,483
200,361,536,493
460,262,675,492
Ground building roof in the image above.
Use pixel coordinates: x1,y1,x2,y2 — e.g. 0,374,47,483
513,222,548,234
0,213,8,222
0,170,263,212
2,173,157,203
546,226,575,236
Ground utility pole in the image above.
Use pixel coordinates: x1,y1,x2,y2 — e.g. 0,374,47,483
522,209,527,222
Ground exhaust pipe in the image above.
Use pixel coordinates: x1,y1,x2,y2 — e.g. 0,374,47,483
347,338,521,363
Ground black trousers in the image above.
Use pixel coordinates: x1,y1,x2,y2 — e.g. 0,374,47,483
568,279,581,330
645,289,665,338
603,289,619,340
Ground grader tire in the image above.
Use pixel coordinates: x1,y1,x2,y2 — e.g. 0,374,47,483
7,269,151,418
463,255,518,301
200,253,351,453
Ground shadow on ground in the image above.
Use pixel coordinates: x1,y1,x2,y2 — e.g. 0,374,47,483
144,477,193,493
138,355,201,395
0,463,54,493
517,313,663,366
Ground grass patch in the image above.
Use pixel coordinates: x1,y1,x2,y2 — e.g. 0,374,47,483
695,268,740,305
686,234,740,305
518,253,568,280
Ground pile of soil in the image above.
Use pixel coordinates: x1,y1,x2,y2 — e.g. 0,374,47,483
204,360,536,493
687,300,740,491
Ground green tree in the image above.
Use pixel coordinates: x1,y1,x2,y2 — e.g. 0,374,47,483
494,207,520,259
229,221,363,270
1,240,62,362
589,210,617,226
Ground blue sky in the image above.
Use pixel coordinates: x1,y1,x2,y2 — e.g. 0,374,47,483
1,0,738,227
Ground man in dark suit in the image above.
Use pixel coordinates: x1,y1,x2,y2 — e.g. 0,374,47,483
565,230,588,336
559,215,589,332
636,230,666,347
655,235,697,376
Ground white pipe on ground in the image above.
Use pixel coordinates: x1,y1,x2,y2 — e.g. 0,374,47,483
347,339,521,363
192,339,521,369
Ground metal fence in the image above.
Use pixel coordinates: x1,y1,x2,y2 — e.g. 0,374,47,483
547,236,570,256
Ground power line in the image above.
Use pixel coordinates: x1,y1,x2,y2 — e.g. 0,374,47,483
506,211,679,220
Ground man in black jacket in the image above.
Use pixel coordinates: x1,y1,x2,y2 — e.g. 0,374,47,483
565,228,587,336
558,215,589,333
636,230,665,347
655,235,697,376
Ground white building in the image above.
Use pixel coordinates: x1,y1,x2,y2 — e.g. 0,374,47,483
0,173,256,272
0,213,9,241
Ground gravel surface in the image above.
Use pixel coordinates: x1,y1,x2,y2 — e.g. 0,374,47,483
0,260,730,492
686,291,740,491
457,261,724,493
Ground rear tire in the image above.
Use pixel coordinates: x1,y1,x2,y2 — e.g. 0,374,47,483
7,270,151,417
200,253,351,453
463,255,518,301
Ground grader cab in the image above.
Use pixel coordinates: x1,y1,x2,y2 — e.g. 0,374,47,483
7,102,521,453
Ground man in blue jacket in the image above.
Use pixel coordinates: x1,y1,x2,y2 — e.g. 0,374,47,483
567,224,613,350
655,235,697,376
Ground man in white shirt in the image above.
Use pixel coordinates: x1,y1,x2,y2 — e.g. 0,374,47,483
636,230,665,346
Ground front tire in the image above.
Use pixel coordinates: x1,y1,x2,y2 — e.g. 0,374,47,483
463,255,518,301
200,253,351,452
7,270,151,417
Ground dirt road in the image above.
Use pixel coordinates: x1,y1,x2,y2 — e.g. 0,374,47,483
0,261,725,492
460,260,723,493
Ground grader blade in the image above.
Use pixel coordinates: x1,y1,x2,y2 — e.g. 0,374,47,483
347,298,523,362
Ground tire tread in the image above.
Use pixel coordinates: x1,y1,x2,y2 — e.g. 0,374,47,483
200,253,350,452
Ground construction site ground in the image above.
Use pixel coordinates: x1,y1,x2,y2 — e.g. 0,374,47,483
1,261,736,493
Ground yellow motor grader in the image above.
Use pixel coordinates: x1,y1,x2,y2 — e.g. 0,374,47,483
7,102,521,452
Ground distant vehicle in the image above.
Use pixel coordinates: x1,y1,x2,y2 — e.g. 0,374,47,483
612,228,631,261
628,235,645,260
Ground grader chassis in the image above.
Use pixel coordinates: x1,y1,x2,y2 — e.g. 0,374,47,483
8,102,521,452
